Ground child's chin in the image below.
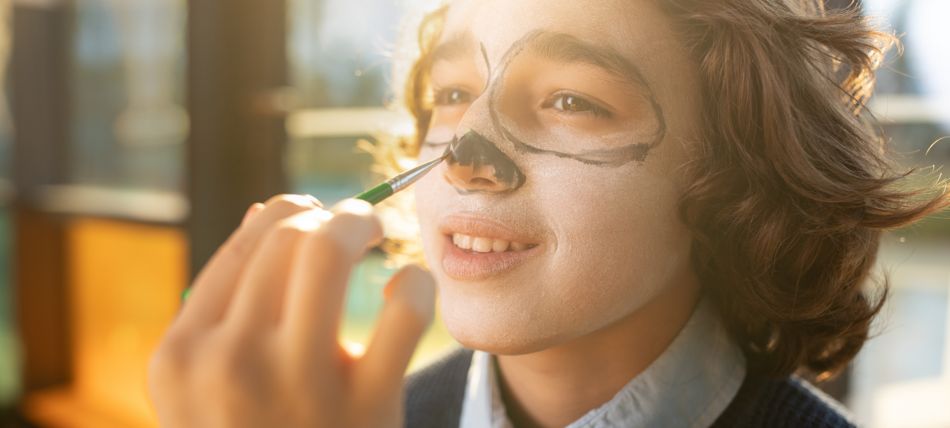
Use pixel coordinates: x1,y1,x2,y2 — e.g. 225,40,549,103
442,317,566,356
453,335,552,355
436,290,578,354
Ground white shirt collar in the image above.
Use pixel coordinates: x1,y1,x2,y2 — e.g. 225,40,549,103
459,297,746,428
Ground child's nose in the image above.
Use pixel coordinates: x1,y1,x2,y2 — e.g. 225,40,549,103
442,130,525,194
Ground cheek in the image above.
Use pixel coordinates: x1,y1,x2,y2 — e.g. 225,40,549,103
534,164,691,311
425,124,456,144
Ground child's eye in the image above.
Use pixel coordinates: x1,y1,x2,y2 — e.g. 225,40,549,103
545,93,613,119
433,87,473,106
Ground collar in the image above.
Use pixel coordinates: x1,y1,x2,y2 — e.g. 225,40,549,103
459,297,746,428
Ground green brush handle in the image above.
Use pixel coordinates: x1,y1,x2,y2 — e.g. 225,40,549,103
354,182,394,205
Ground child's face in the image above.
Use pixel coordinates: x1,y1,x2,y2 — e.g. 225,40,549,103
414,0,702,353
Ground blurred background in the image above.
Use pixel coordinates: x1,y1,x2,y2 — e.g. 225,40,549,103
0,0,946,426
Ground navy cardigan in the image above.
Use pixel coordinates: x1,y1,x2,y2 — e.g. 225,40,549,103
403,348,858,428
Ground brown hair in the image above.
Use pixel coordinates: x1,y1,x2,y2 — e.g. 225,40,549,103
377,0,950,379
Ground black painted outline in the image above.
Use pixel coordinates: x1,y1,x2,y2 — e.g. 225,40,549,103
487,30,667,167
424,29,669,172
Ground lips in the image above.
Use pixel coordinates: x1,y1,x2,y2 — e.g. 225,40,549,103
438,214,543,281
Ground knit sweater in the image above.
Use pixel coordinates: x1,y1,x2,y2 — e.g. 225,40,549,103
404,348,857,428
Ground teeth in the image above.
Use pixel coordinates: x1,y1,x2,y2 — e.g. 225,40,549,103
453,233,473,250
451,233,527,253
492,239,510,252
472,237,493,253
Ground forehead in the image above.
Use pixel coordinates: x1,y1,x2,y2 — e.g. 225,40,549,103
441,0,680,69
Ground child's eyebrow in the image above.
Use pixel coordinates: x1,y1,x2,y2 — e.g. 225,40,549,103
527,31,654,93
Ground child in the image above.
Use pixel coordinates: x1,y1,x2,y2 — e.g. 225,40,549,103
149,0,949,427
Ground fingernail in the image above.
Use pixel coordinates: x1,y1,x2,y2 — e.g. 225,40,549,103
241,203,263,225
306,194,323,208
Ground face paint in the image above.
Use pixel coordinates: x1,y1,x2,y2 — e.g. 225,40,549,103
438,130,527,193
425,29,668,194
486,31,668,167
426,29,668,170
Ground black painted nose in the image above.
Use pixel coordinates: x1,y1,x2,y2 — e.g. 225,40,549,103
443,130,525,193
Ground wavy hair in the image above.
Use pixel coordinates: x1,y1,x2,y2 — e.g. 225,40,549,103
375,0,950,379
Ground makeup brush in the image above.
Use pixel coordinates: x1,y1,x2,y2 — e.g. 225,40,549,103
354,148,449,205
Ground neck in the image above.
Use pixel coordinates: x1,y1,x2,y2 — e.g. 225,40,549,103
494,279,701,428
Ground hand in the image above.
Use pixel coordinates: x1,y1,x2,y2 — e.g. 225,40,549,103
148,195,436,428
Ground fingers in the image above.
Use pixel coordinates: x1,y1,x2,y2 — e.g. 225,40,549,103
357,264,435,397
227,209,333,331
177,195,321,329
282,199,384,360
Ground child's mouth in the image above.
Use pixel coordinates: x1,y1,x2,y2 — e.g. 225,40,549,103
438,214,544,281
450,233,535,253
441,232,541,281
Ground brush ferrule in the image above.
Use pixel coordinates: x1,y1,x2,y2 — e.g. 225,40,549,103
387,156,444,193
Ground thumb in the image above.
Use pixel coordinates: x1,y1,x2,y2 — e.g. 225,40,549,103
357,264,436,396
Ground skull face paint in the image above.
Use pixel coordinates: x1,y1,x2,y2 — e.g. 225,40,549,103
413,0,703,357
424,28,668,196
425,29,668,172
488,30,667,166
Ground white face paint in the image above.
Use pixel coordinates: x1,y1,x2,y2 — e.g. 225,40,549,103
413,0,704,354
